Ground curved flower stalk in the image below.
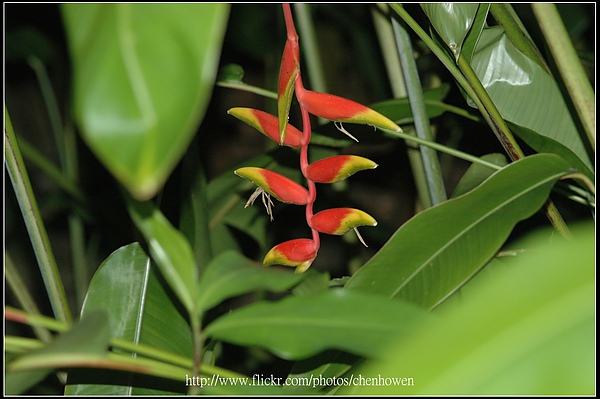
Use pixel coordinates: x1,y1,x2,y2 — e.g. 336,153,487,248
231,3,401,272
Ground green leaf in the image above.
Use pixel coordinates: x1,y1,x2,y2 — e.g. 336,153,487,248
341,223,595,395
344,154,573,309
204,289,428,360
128,199,198,314
469,26,593,175
508,121,594,181
61,4,230,200
65,243,193,395
451,153,508,197
6,311,111,395
422,3,480,60
195,251,305,313
460,3,491,62
369,84,452,124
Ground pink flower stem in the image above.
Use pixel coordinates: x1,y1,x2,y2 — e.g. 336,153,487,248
297,73,320,250
282,3,298,42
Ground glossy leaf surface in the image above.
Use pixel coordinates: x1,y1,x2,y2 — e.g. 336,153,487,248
204,289,428,360
470,26,593,175
128,199,198,313
345,154,573,309
422,3,480,60
343,224,594,395
62,4,229,200
66,243,192,395
196,251,305,313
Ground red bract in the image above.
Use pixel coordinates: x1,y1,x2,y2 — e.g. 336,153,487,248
228,107,302,148
305,155,378,183
310,208,377,236
277,39,300,144
295,84,402,133
230,4,395,272
234,167,309,205
263,238,318,273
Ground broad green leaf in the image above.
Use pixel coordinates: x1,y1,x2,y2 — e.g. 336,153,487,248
195,251,305,313
179,145,213,270
422,3,480,60
204,289,428,360
7,312,111,395
65,243,193,395
469,26,593,175
284,350,360,394
342,223,594,395
128,199,198,314
508,121,594,181
344,154,572,309
61,4,230,200
451,153,507,197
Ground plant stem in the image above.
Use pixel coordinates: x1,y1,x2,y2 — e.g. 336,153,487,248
531,3,595,150
381,127,502,171
5,255,54,343
393,6,447,206
489,4,550,73
390,5,571,238
293,3,327,94
216,81,277,99
5,108,73,324
29,55,89,309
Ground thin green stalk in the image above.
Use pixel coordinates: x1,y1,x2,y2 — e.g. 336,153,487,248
5,254,54,343
390,5,571,238
29,56,89,309
372,3,431,210
390,4,525,162
531,3,595,150
216,81,277,99
27,56,66,169
489,4,550,73
381,127,502,171
5,108,73,324
393,6,447,206
188,316,204,395
293,3,327,94
18,137,85,203
372,4,407,98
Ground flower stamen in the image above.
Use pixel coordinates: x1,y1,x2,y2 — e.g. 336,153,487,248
334,121,359,142
245,187,275,221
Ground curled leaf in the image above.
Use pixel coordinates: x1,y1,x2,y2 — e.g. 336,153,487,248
263,238,318,273
305,155,378,183
296,85,402,133
228,107,302,148
235,167,308,205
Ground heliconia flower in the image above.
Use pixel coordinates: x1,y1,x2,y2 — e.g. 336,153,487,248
228,108,302,148
305,155,378,183
310,208,377,247
277,39,300,144
235,167,309,205
295,84,402,133
263,238,318,273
